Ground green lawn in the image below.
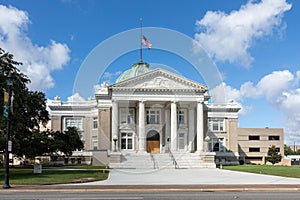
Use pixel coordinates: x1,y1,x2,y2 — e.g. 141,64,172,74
223,165,300,178
0,166,109,185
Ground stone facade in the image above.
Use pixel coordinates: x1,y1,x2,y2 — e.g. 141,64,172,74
48,62,285,166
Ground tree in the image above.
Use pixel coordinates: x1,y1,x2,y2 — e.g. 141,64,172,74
50,127,84,157
0,48,83,160
284,144,295,156
266,145,282,165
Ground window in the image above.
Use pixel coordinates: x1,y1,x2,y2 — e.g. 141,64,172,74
178,133,185,150
210,138,225,152
120,108,134,124
65,117,83,130
177,110,185,124
249,147,260,152
91,136,98,150
208,119,225,132
146,109,160,124
121,132,133,150
249,135,260,140
92,117,98,129
269,136,280,140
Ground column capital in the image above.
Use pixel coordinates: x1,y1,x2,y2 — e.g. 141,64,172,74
197,96,205,103
112,99,119,104
197,100,204,104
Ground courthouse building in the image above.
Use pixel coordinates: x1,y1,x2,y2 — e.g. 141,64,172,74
48,61,284,168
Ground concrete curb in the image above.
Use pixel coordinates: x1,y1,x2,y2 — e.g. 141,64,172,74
1,184,300,193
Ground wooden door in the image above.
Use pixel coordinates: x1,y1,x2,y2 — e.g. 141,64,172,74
147,140,160,153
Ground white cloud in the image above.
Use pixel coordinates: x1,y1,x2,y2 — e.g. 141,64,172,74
100,71,123,84
210,82,241,103
67,93,85,102
240,81,260,98
0,4,70,91
257,70,294,102
194,0,291,67
211,70,300,144
209,82,252,115
296,71,300,82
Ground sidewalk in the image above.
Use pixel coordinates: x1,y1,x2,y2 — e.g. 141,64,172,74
2,168,300,193
72,168,300,185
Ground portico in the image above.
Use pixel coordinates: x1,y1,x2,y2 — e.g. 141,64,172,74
111,100,206,154
100,64,209,154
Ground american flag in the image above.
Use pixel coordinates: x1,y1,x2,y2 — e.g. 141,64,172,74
142,35,152,49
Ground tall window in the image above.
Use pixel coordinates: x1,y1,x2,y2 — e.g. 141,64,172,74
177,110,185,125
210,138,225,152
146,109,160,124
120,108,134,124
121,132,133,150
208,119,225,132
65,117,83,130
92,117,98,129
91,136,98,150
178,133,185,150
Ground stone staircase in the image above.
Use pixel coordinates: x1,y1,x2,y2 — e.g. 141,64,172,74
109,152,154,169
109,152,216,169
172,152,215,168
152,153,175,169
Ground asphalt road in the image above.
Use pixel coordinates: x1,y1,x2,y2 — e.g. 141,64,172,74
1,191,300,200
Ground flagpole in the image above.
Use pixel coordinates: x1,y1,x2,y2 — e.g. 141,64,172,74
140,18,143,62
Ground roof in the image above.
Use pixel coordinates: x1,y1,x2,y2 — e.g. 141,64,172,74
116,61,151,83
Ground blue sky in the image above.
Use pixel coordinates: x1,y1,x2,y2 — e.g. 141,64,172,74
0,0,300,145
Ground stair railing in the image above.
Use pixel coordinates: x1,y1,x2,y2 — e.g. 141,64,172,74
167,147,179,169
150,152,158,169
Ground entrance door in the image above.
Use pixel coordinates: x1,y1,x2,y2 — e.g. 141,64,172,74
146,130,160,153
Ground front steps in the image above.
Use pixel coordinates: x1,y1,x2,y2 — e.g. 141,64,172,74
109,152,216,169
109,152,154,169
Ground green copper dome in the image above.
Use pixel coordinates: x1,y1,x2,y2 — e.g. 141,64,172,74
116,61,150,83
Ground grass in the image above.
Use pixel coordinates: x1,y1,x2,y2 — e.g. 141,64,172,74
0,165,109,185
223,165,300,178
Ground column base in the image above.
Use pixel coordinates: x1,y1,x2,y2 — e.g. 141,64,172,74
195,150,204,154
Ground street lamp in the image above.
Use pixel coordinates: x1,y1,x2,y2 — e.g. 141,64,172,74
3,72,14,189
113,135,118,152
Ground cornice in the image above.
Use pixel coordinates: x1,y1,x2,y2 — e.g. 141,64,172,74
110,68,208,91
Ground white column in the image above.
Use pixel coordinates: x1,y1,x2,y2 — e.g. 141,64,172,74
138,101,146,152
165,109,171,152
188,107,195,152
170,101,177,151
196,101,204,153
111,100,119,151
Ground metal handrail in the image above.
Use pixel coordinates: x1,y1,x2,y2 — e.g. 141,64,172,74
150,152,158,169
167,147,179,169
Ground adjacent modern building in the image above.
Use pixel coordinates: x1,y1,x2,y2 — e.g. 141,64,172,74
48,61,284,168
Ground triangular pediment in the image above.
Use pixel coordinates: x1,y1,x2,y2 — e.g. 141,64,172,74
110,68,208,92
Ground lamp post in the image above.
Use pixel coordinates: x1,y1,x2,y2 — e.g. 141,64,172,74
113,135,118,152
3,72,14,189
